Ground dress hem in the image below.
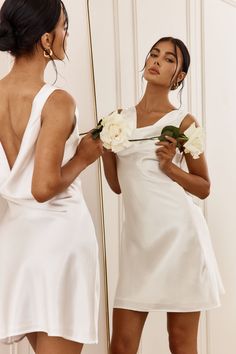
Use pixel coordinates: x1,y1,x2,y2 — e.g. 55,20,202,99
0,327,98,345
114,299,221,312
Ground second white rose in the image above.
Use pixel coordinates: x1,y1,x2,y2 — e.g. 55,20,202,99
183,123,204,159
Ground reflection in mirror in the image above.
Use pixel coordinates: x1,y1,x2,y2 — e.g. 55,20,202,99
0,0,109,353
89,0,236,353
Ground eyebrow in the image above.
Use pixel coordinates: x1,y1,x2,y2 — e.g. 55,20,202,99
152,47,177,58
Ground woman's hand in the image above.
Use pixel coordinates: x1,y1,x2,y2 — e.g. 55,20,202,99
155,135,177,173
76,133,104,168
154,114,210,199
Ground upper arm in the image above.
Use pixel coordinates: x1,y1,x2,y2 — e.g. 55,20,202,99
179,114,210,183
32,90,76,187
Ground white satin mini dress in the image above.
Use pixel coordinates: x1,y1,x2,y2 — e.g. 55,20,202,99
114,107,224,312
0,84,99,344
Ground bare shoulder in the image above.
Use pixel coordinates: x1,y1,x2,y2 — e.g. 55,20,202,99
179,113,200,133
43,89,76,113
42,89,76,128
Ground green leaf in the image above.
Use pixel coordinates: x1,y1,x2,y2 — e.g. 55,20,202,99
161,125,180,139
157,125,188,150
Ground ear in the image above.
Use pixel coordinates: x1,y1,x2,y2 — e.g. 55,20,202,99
177,71,186,84
40,32,52,50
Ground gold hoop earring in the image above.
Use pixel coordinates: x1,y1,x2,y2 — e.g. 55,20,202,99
44,48,53,59
172,82,179,90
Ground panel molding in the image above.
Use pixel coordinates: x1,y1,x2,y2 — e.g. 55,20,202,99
132,0,140,102
186,0,192,112
113,0,122,108
200,1,211,353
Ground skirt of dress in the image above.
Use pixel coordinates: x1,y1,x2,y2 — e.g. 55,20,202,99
0,199,100,344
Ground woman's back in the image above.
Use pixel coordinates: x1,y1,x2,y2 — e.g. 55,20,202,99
0,79,47,168
0,82,81,207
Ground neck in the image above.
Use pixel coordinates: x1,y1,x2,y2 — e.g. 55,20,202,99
8,54,48,85
138,82,174,113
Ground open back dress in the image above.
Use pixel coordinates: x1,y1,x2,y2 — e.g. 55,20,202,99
0,84,99,344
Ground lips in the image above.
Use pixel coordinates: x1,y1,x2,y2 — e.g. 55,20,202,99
148,67,160,75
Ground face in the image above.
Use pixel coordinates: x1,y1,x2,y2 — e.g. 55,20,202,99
143,40,186,90
52,8,68,60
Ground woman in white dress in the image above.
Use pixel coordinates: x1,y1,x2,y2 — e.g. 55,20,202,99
102,37,223,354
0,0,103,353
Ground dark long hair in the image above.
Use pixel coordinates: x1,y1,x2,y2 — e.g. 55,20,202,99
0,0,68,80
143,37,191,104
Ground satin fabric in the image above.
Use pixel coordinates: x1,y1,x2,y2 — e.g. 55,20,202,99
0,84,99,344
114,107,224,312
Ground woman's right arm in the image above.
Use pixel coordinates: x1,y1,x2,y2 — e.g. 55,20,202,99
31,90,103,203
102,151,121,194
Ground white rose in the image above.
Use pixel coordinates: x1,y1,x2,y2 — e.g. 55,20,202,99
100,111,134,153
183,123,204,159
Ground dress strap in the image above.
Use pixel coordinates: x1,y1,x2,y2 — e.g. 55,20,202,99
122,106,137,125
30,84,59,123
176,109,189,127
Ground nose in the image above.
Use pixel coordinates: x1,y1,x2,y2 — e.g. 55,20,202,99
154,59,160,66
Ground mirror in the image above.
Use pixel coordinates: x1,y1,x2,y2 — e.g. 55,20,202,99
0,0,109,353
88,0,236,353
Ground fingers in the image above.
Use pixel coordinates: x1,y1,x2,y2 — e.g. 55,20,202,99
163,135,177,144
93,139,104,155
155,136,177,165
156,136,177,147
81,134,104,155
83,132,102,144
156,136,177,156
156,150,172,159
155,144,176,155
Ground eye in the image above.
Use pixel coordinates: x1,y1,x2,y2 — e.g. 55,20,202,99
150,52,157,58
166,58,175,63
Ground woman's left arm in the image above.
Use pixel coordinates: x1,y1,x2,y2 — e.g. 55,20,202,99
156,114,210,199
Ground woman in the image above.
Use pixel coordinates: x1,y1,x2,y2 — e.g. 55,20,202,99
102,37,224,354
0,0,103,353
